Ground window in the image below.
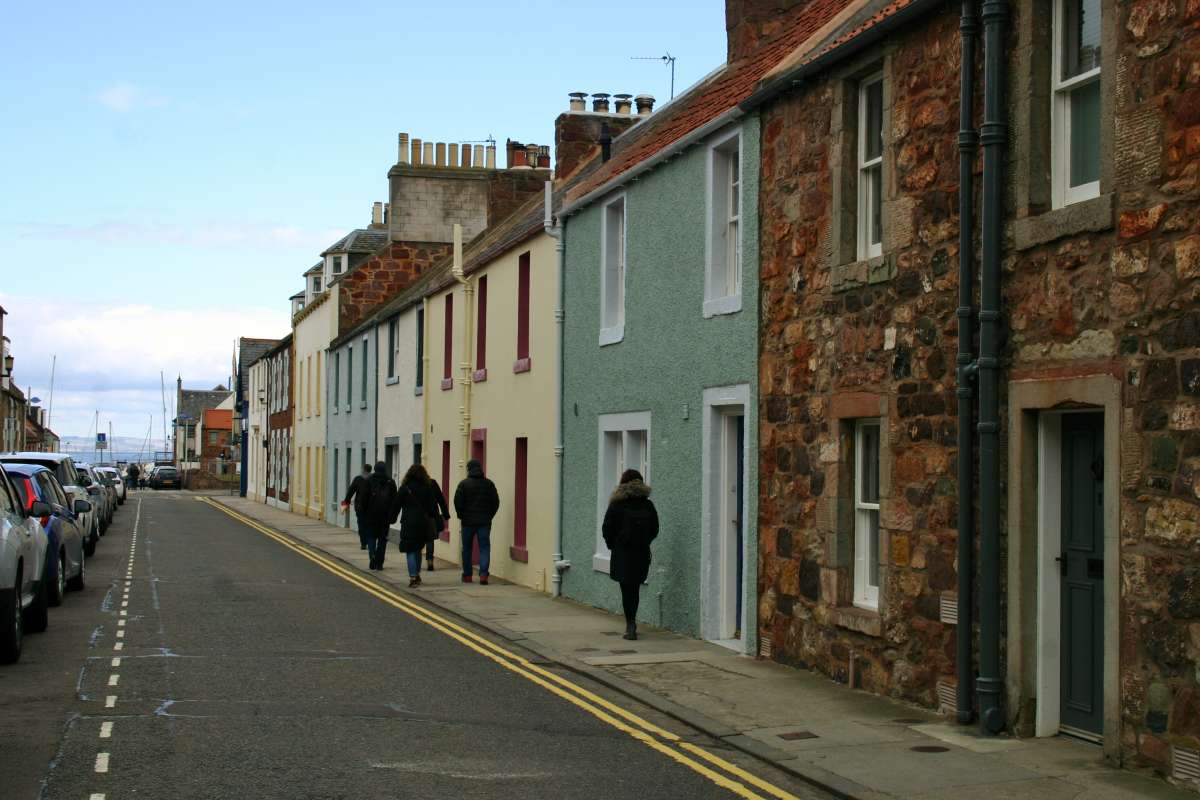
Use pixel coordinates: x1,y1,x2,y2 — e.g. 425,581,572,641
332,255,344,275
513,437,529,561
416,307,425,390
857,73,884,261
515,252,531,371
475,275,488,375
595,412,650,571
442,294,453,389
387,319,398,379
208,431,219,446
600,195,626,345
853,420,881,610
346,345,353,408
333,448,339,503
306,355,312,417
333,351,340,413
316,352,321,415
360,338,368,404
707,132,742,312
312,275,322,294
1052,0,1101,207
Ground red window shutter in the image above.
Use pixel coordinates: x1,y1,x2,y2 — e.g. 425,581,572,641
443,294,453,381
514,437,528,551
476,275,487,370
517,252,531,361
440,440,451,541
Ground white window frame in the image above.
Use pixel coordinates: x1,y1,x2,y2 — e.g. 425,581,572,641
599,194,626,346
857,73,884,262
853,419,881,610
704,127,743,317
312,275,322,295
1051,0,1102,209
332,254,344,276
594,411,651,573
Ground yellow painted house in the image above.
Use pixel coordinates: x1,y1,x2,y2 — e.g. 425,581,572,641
425,194,559,591
291,262,335,520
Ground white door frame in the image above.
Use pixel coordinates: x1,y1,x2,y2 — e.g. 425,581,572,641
700,384,750,651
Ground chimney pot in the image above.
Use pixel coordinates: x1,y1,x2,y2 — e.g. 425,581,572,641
613,93,633,115
371,201,383,226
537,145,551,169
485,143,496,170
398,132,410,164
592,92,611,113
422,141,434,166
462,144,473,168
635,94,655,116
383,202,390,224
473,144,485,169
509,139,528,169
568,91,588,111
525,143,538,168
449,142,459,167
435,141,446,167
412,138,423,165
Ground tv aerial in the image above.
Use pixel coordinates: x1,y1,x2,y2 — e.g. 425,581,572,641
631,52,676,100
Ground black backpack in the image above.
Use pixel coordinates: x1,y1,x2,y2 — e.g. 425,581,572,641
367,478,396,522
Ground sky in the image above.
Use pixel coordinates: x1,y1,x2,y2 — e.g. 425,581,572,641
1,0,727,440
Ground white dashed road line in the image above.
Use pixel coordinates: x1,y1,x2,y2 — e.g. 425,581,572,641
108,674,119,687
105,695,117,709
99,721,113,739
94,753,109,773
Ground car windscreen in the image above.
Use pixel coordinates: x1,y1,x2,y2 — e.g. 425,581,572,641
158,468,178,476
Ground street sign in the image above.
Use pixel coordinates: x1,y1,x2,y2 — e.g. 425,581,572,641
96,432,107,450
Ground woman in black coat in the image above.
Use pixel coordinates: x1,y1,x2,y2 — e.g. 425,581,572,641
601,469,659,640
394,464,437,587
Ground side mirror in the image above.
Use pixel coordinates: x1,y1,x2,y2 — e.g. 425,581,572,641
29,500,53,518
87,486,101,496
74,499,92,514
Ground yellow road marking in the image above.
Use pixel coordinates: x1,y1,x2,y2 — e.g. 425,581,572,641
199,498,801,800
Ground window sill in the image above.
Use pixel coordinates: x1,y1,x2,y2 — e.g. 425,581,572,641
592,553,611,573
440,378,453,391
1010,192,1114,251
414,384,424,397
359,401,368,410
830,605,882,637
473,368,488,383
513,358,532,374
385,376,399,386
598,326,624,347
332,407,338,415
509,545,529,563
702,293,742,318
831,254,894,292
343,406,351,414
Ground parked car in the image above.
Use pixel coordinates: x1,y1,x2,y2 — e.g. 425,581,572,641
97,467,126,504
7,464,88,604
96,470,119,514
0,453,97,555
0,463,52,663
75,463,113,533
149,466,180,490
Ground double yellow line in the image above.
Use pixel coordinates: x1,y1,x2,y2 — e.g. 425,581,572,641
199,498,800,800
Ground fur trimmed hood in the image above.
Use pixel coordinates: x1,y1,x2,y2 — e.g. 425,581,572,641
610,479,651,503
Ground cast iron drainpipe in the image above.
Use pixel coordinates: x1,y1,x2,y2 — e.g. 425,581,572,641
977,0,1009,735
543,181,570,596
956,0,980,727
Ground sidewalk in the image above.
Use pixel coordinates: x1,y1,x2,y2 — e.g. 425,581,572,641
213,496,1194,800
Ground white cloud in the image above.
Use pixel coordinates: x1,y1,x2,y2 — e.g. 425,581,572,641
94,82,168,112
16,221,346,252
0,294,288,439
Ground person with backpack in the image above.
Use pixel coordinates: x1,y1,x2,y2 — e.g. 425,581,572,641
340,464,374,550
426,478,451,571
453,459,499,585
362,462,397,571
126,463,140,492
601,469,659,640
394,464,437,587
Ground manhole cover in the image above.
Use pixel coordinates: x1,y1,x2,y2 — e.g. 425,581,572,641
910,745,950,753
778,731,818,741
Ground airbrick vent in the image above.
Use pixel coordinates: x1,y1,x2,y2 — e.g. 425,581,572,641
936,680,957,715
759,632,774,659
1174,746,1200,784
940,593,958,625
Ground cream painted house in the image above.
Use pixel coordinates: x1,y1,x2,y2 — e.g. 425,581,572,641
291,262,336,520
425,196,559,591
245,352,270,502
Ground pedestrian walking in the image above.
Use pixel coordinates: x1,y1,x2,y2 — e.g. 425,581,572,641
126,463,140,492
426,478,451,571
361,462,397,571
394,464,438,587
340,464,373,550
601,469,659,641
453,459,499,585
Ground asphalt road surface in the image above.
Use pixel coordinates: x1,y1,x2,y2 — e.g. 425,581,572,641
0,492,828,800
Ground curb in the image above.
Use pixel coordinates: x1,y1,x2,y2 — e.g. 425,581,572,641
211,497,872,800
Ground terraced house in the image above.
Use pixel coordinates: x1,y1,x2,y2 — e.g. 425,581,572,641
748,0,1200,782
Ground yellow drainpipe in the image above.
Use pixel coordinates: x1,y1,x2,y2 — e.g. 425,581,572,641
451,224,474,482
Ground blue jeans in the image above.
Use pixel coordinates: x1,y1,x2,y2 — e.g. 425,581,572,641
367,529,388,569
406,551,422,578
461,525,491,578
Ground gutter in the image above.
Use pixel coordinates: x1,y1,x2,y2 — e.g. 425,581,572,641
543,181,569,596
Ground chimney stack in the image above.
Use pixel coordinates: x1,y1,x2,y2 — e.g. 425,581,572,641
508,139,528,168
537,145,551,169
568,91,588,111
613,93,633,115
592,92,610,113
398,132,410,164
371,201,384,227
635,94,656,116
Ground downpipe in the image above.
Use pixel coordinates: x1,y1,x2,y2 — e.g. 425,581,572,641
977,0,1009,736
544,181,570,596
451,224,474,482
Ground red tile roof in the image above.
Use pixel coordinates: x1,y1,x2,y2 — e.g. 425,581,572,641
203,409,232,430
563,0,852,208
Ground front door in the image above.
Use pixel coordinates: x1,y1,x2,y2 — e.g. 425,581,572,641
1060,413,1104,738
734,415,745,638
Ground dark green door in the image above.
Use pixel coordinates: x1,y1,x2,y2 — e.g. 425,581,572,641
1060,413,1104,737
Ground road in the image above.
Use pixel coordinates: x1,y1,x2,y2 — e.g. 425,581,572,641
0,492,828,800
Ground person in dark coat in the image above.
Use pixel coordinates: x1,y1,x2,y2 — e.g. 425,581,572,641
340,464,373,550
362,462,397,571
602,470,659,640
126,463,140,492
453,459,499,585
394,464,437,587
426,478,451,571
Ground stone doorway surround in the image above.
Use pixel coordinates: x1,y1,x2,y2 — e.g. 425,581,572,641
1005,372,1121,763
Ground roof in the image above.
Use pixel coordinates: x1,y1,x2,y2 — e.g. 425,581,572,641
562,0,852,208
238,337,280,393
303,262,322,276
321,228,389,257
177,387,232,424
289,291,305,300
202,409,233,429
249,333,293,368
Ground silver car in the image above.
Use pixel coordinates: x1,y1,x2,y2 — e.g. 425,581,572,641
0,453,99,556
97,467,126,504
75,463,114,534
0,463,52,663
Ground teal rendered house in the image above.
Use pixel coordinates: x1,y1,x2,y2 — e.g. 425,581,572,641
557,78,762,653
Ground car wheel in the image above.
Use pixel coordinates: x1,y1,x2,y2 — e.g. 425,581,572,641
68,548,86,591
83,533,96,558
0,581,21,664
24,571,48,634
48,550,66,607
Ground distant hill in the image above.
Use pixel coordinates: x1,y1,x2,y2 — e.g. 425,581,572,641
58,435,166,451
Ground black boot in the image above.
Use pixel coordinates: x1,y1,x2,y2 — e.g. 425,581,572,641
623,621,637,641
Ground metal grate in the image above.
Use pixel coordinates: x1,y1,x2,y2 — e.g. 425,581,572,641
937,680,957,714
940,593,958,625
759,632,774,659
1174,746,1200,783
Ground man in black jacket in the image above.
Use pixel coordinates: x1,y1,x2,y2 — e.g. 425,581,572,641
340,464,373,550
453,459,499,584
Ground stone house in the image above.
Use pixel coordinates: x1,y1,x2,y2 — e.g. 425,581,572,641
263,335,293,510
745,0,1200,785
174,380,231,470
235,337,279,496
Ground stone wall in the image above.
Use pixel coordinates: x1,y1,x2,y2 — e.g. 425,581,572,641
336,241,451,335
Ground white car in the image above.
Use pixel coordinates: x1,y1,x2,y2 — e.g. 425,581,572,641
97,467,126,504
0,463,52,663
